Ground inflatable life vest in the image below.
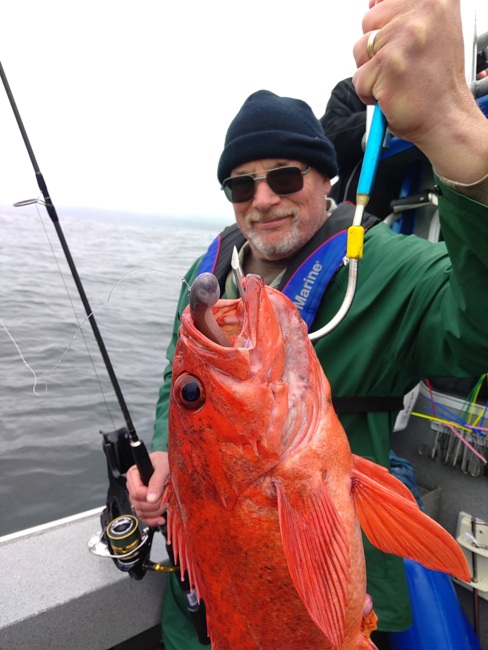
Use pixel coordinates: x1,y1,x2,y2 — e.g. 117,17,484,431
198,203,404,415
199,202,376,328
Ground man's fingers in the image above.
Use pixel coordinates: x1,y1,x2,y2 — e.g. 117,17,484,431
125,451,170,524
126,464,147,498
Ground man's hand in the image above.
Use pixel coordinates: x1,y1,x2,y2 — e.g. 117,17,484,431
353,0,488,183
126,450,169,527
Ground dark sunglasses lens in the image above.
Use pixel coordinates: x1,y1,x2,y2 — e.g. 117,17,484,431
267,167,304,195
223,175,255,203
223,166,305,203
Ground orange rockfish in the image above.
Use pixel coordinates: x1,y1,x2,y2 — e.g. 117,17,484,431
163,272,470,650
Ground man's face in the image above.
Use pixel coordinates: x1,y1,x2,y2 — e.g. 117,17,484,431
230,159,331,261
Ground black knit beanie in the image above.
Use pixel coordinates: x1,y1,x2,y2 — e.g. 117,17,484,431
217,90,338,184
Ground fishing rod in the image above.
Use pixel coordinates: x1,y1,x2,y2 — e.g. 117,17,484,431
0,60,153,483
1,58,210,636
0,60,163,579
1,64,211,640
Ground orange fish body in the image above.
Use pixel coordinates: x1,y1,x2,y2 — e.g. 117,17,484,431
164,274,470,650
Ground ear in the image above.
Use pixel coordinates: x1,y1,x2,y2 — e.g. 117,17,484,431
322,176,332,196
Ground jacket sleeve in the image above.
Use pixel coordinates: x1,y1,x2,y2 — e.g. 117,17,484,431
151,259,202,452
320,77,366,173
425,177,488,372
381,177,488,379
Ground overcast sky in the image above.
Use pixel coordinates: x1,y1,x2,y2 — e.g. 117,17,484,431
1,1,486,220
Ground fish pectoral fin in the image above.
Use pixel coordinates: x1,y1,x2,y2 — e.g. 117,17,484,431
275,476,349,649
351,455,470,582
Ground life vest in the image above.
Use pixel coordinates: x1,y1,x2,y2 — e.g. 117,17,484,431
199,202,377,323
198,203,404,414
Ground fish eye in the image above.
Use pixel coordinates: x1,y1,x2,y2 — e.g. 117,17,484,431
174,374,206,411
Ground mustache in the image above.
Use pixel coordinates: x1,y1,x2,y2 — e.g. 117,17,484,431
246,208,299,225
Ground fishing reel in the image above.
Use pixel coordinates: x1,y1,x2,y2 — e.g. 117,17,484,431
89,511,155,579
88,425,210,643
88,426,174,580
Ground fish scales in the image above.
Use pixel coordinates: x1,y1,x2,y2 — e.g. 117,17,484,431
164,273,470,650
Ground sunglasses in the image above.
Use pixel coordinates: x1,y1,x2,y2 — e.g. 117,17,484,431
221,165,311,204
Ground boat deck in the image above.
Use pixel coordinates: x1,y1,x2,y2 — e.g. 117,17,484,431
0,508,166,650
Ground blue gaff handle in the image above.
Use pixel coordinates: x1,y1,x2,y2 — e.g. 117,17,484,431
357,103,388,198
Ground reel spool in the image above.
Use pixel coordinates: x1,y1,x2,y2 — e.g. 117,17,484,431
106,514,145,563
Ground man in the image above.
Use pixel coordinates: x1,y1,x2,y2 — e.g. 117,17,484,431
128,0,488,647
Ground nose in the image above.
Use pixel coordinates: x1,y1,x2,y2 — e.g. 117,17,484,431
251,177,281,210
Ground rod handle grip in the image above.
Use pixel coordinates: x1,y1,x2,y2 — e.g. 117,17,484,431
130,439,154,486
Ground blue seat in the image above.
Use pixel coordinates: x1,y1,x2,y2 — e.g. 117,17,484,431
390,559,480,650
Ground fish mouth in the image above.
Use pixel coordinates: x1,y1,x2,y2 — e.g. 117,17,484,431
184,270,319,464
185,270,307,394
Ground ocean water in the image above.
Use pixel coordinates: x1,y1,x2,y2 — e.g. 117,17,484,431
0,204,229,536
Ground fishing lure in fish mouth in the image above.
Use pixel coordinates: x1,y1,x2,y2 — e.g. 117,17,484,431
189,272,232,347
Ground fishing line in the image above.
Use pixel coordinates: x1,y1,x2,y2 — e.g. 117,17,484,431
0,316,46,395
12,200,188,428
3,258,189,396
33,266,189,387
21,199,116,425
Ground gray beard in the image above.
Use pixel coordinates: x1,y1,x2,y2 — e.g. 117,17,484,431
244,210,301,258
245,225,300,258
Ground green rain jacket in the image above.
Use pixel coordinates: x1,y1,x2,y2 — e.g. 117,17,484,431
152,180,488,635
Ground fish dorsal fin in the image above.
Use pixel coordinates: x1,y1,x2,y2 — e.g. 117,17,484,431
274,476,349,648
351,455,470,583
